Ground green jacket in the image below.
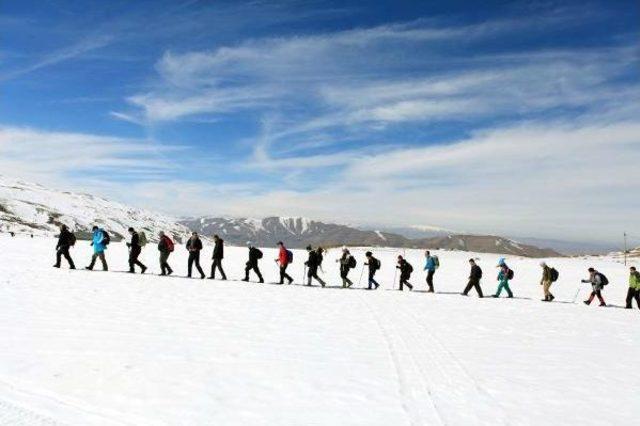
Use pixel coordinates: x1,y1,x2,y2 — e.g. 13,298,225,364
629,271,640,290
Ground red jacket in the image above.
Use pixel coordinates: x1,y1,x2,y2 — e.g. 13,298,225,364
278,246,289,266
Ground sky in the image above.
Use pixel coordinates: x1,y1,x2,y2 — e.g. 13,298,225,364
0,0,638,244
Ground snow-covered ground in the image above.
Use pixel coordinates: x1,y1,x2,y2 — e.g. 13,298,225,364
0,234,638,425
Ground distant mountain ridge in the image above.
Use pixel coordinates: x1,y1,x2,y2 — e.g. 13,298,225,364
181,216,562,257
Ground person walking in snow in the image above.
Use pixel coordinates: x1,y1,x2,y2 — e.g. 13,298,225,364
423,250,437,292
157,231,174,276
462,259,483,297
337,248,356,288
186,232,205,279
396,255,413,291
540,262,554,302
364,251,381,290
275,241,293,284
209,234,227,280
316,247,325,273
626,266,640,309
493,258,513,298
126,227,147,274
85,226,108,271
581,267,607,306
53,224,76,269
243,242,264,283
304,245,325,287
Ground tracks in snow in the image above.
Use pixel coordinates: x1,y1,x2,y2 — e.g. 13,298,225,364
359,293,510,425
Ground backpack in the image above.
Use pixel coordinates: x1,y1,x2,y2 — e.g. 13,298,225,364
506,268,514,280
348,256,356,269
477,266,483,279
597,273,609,286
69,232,77,247
433,255,440,269
256,249,263,259
139,231,148,247
374,258,381,270
102,230,110,246
406,262,413,273
286,249,294,263
550,268,559,282
164,236,175,252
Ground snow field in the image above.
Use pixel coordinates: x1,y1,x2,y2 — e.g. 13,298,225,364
0,235,638,425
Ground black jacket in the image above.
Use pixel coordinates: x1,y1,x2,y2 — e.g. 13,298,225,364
398,260,412,276
186,237,203,252
57,229,74,249
469,264,482,280
367,256,380,272
306,251,320,269
212,239,224,260
247,247,262,266
128,232,141,250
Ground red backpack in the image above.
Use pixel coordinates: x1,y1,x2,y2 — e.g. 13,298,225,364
164,236,175,252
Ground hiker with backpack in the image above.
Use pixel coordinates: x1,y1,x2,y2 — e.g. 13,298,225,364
209,234,227,280
53,224,76,269
186,232,206,279
396,255,414,291
540,262,558,302
243,242,264,283
626,266,640,309
337,248,356,288
581,267,607,306
423,250,438,292
493,258,513,298
157,231,174,276
304,245,326,287
364,251,381,290
316,247,325,273
275,241,294,284
126,227,147,274
462,259,483,297
85,226,109,271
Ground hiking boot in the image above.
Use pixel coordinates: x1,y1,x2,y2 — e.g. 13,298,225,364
208,276,215,280
259,278,264,283
160,272,166,276
85,266,93,271
583,300,590,305
548,294,555,302
53,264,60,268
167,269,173,276
242,278,249,282
288,278,293,285
141,266,147,274
599,302,607,307
492,294,499,298
200,274,206,279
128,270,135,274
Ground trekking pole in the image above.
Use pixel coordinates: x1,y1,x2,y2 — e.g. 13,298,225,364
393,267,398,291
358,264,365,287
572,284,582,304
302,266,307,285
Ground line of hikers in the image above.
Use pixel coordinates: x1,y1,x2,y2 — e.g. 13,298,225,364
52,224,640,309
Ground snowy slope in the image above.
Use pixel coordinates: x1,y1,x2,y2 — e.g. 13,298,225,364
0,175,191,242
0,234,638,425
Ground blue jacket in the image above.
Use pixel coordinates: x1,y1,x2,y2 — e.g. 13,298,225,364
92,229,106,253
424,256,436,271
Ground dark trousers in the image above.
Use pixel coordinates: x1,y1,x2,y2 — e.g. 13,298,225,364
307,266,325,286
426,269,435,291
210,258,227,279
245,262,263,281
160,252,172,275
188,252,205,278
280,264,293,284
399,273,413,291
368,271,379,289
626,287,640,309
129,247,146,272
463,278,483,297
88,252,108,270
55,246,75,268
340,268,353,287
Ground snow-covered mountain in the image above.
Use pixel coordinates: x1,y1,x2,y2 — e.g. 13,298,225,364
0,175,190,242
181,216,561,257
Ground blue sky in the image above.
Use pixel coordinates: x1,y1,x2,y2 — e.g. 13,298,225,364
0,0,638,243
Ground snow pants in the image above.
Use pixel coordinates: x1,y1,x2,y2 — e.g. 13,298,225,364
188,252,205,278
55,246,75,268
128,246,146,272
368,270,379,289
159,252,172,275
399,273,413,291
279,264,293,284
426,269,435,291
245,262,263,282
340,267,353,288
495,280,513,297
88,251,108,271
307,266,325,286
211,258,227,279
542,279,553,299
463,278,483,297
625,288,640,309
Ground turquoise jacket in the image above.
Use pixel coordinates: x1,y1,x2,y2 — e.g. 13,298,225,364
92,229,106,253
423,256,436,271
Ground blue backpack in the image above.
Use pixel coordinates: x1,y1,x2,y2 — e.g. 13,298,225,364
286,249,294,263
